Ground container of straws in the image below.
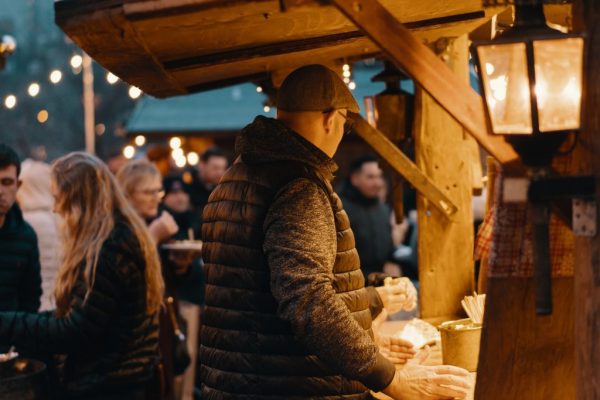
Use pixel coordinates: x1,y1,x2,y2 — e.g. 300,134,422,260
438,293,486,372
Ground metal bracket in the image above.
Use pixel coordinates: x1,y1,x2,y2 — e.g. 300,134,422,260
573,199,597,237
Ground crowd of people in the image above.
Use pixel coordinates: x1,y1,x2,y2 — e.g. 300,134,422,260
0,64,470,400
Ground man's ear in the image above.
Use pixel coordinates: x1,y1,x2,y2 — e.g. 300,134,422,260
322,110,336,133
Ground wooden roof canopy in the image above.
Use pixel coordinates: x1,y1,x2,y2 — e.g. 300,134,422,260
54,0,517,98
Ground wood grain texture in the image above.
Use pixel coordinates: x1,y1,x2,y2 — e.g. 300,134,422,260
475,277,575,400
413,36,475,319
572,1,600,398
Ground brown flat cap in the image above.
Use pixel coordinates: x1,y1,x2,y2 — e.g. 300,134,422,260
277,64,360,113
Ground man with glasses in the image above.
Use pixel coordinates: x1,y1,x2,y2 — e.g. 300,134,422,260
0,144,42,352
200,65,470,399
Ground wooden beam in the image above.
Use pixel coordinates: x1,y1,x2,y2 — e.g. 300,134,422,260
350,112,458,219
331,0,522,170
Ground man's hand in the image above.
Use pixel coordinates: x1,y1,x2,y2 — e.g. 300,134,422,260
382,363,470,400
148,211,179,243
380,336,416,365
375,277,417,314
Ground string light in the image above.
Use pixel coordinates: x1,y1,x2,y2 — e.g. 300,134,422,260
348,81,356,90
256,86,263,93
28,83,40,97
174,156,187,168
70,54,83,69
169,137,182,149
134,135,146,146
4,95,16,109
49,70,62,84
171,148,184,159
106,72,119,84
123,145,135,159
263,105,271,113
128,86,142,99
37,110,49,123
187,152,199,166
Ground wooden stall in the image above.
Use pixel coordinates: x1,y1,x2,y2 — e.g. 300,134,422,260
55,1,593,398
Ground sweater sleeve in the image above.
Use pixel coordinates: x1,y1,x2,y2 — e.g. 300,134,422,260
0,242,123,354
263,178,395,391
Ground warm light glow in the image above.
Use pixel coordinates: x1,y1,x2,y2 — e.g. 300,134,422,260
174,156,187,168
134,135,146,146
106,72,119,84
172,148,184,159
49,70,62,84
123,145,135,159
489,75,507,101
348,81,356,90
533,37,584,132
343,77,350,84
28,83,40,97
70,54,83,69
263,105,271,113
128,86,142,99
169,137,182,149
187,152,199,166
4,95,16,109
37,110,48,124
477,42,533,134
256,86,263,93
343,70,351,78
343,64,350,71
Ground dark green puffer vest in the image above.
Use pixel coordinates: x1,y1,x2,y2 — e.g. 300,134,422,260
200,117,377,399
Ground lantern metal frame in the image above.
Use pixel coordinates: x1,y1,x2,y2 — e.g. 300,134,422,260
471,2,585,167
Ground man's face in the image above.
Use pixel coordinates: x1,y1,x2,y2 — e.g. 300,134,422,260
199,156,228,187
350,161,384,200
0,165,19,216
163,189,190,213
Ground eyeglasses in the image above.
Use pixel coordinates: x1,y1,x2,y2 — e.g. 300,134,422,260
337,110,355,135
136,188,165,198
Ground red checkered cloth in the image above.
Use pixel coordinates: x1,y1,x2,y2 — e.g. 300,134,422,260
474,206,494,262
485,158,574,278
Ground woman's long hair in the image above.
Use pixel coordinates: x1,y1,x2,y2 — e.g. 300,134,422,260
52,152,164,317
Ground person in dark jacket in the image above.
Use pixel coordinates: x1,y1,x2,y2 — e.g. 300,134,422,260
185,147,228,223
200,64,469,400
340,155,399,278
0,152,164,399
0,144,42,352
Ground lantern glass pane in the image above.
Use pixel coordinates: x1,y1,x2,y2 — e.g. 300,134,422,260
477,43,533,134
533,38,584,132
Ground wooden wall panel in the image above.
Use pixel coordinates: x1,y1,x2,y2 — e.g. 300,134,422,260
476,277,575,400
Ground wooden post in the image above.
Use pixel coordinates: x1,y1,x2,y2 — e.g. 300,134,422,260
413,36,475,319
573,1,600,398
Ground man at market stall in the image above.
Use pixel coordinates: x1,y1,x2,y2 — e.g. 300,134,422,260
0,144,42,352
200,64,470,399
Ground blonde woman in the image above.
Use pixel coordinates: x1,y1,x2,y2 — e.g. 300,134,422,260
0,152,164,399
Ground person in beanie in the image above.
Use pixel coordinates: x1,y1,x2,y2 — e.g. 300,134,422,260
200,64,470,399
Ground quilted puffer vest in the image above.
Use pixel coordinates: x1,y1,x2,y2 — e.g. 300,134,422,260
200,159,373,400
